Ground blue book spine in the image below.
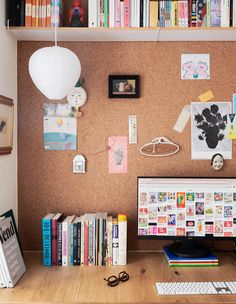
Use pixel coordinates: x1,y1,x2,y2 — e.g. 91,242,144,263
42,218,52,266
70,223,74,266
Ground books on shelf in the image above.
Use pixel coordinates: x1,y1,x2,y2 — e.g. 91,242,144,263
0,210,26,288
41,212,128,267
163,246,219,267
6,0,236,28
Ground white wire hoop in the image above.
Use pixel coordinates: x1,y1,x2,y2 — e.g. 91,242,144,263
140,137,180,157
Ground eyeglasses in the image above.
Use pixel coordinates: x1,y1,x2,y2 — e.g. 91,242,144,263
104,271,129,287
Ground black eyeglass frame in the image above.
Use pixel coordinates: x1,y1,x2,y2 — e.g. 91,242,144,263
104,271,129,287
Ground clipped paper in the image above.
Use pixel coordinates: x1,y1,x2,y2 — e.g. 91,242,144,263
199,90,214,102
128,115,137,144
173,105,191,133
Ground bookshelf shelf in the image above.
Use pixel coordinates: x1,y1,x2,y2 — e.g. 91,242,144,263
8,26,236,42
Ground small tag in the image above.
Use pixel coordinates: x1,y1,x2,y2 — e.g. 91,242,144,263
199,90,214,102
128,115,137,144
173,105,191,133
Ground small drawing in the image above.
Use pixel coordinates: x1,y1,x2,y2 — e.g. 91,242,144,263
0,119,6,133
181,54,210,80
108,136,128,173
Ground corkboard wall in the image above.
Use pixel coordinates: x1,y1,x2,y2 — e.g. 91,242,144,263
18,41,236,251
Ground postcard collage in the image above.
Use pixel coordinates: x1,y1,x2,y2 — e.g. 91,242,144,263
138,187,236,238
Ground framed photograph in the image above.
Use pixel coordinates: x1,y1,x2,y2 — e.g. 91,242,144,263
108,75,140,98
0,95,14,155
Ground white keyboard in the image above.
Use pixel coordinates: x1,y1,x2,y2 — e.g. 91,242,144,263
156,282,236,295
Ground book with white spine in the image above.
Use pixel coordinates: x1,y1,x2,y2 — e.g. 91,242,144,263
109,0,115,27
118,214,127,265
0,216,26,287
89,0,98,27
62,215,75,266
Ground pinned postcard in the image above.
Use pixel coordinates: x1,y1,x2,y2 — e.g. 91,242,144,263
233,94,236,114
191,102,232,159
173,105,191,133
181,54,210,80
44,116,77,150
108,136,128,173
224,114,236,139
199,90,214,102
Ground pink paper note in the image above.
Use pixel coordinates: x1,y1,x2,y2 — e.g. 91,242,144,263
108,136,128,174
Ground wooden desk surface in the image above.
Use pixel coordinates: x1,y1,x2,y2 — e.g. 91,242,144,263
1,251,236,304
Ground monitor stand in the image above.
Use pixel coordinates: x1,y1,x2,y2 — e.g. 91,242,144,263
168,240,210,258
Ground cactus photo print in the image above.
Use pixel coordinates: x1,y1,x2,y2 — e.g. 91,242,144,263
108,136,128,173
191,102,232,160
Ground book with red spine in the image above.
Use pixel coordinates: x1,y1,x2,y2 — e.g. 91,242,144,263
124,0,130,27
51,213,63,266
25,0,32,27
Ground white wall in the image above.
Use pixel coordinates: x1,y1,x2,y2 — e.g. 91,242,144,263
0,0,18,220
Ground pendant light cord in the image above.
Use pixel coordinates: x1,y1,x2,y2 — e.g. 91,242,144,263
54,4,57,46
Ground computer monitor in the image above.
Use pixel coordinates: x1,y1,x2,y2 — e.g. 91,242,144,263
137,177,236,258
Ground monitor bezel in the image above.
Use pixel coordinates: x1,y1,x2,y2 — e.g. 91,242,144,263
137,176,236,241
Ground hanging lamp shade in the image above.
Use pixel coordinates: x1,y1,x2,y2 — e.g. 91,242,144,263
29,46,81,100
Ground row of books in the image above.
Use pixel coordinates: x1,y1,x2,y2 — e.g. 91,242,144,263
7,0,236,28
163,246,219,267
0,210,26,288
42,212,127,266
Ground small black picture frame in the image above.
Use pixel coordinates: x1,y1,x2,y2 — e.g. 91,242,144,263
108,75,140,99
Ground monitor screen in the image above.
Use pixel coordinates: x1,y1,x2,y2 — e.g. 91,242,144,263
137,177,236,240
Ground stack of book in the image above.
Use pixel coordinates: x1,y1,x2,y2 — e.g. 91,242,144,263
163,246,219,267
0,210,26,288
6,0,236,28
42,212,127,266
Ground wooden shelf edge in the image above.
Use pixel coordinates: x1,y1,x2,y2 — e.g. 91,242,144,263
7,26,236,41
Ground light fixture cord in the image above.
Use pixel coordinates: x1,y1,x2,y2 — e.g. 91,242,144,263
54,3,57,46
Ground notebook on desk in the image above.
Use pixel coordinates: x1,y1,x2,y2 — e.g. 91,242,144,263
163,246,219,267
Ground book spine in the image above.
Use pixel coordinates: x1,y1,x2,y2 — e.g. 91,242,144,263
112,218,119,265
77,222,81,265
183,0,188,27
41,0,47,27
150,0,159,27
106,218,113,266
80,220,84,266
120,0,125,27
25,0,32,27
206,0,211,27
51,218,58,266
124,0,130,27
46,0,51,27
62,222,68,266
233,0,236,26
84,220,89,266
38,0,42,26
104,0,109,27
118,214,127,265
100,0,104,27
70,223,74,266
146,0,150,27
109,0,115,27
136,0,140,26
140,0,144,27
89,0,98,27
73,222,78,265
32,0,36,26
20,0,25,26
57,222,62,266
35,0,39,26
88,220,94,265
42,218,52,266
115,0,121,27
102,218,107,266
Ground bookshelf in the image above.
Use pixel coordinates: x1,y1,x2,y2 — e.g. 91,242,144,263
0,251,236,303
8,26,236,41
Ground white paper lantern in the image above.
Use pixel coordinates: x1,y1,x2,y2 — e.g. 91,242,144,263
29,46,81,100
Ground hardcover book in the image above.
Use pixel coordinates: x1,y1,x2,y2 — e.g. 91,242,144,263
42,213,55,266
0,216,26,287
63,0,88,27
